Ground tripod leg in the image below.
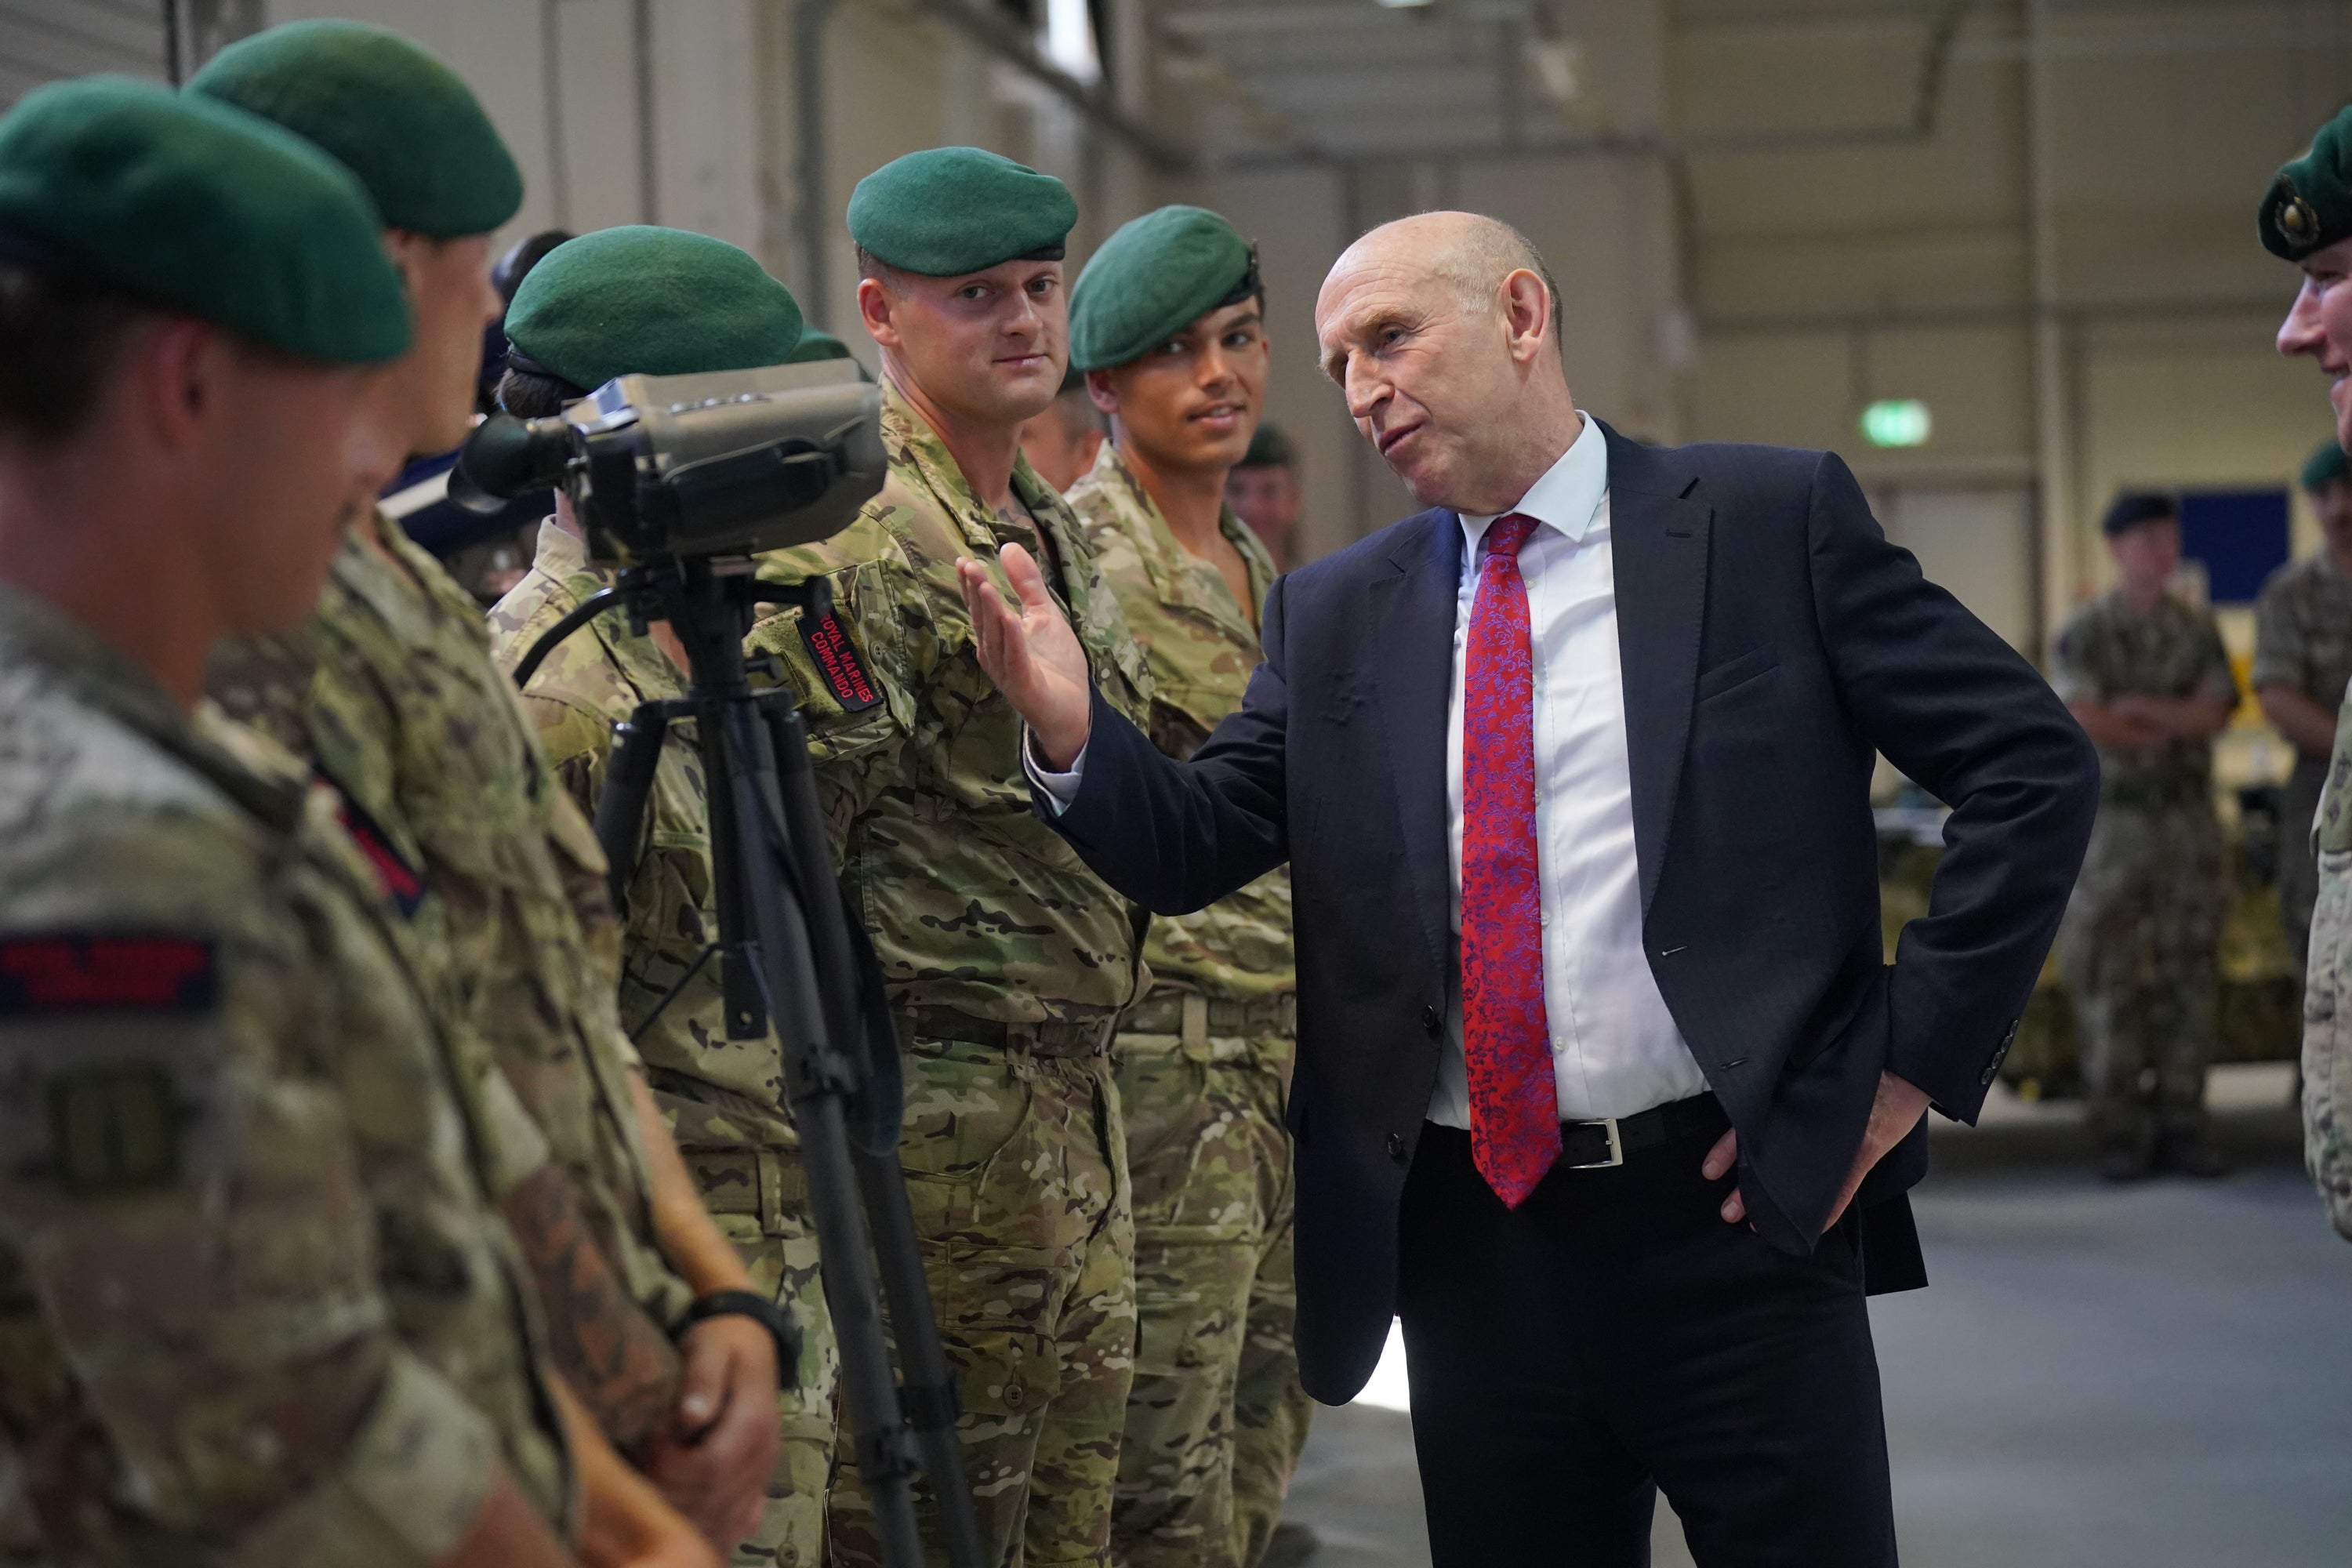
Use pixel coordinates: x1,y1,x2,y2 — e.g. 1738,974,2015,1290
594,702,673,913
759,700,989,1568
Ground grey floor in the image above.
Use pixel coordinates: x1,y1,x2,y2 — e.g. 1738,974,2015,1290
1279,1067,2352,1567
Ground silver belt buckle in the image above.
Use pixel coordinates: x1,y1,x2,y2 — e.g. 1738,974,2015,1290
1565,1116,1625,1170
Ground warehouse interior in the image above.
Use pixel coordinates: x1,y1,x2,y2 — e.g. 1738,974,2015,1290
5,2,2352,1563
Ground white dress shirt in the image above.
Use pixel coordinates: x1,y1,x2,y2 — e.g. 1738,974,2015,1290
1030,412,1708,1125
1431,412,1707,1127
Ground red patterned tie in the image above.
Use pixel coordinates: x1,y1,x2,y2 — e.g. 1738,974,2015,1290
1461,513,1561,1208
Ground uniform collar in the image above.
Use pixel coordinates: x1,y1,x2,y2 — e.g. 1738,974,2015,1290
1086,442,1275,628
1457,410,1607,558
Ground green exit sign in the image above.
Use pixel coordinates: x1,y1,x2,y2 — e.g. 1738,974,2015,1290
1860,399,1932,448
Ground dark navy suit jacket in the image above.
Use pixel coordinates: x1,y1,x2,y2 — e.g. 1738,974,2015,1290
1041,424,2098,1404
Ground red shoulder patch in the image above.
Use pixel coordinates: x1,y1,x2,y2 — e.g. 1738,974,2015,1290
335,793,427,917
799,608,883,713
0,935,218,1014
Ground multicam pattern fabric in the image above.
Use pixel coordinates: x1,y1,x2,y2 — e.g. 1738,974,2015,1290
2049,589,2238,804
1109,1035,1301,1568
744,379,1153,1026
2049,590,2234,1158
1065,443,1308,1566
1067,444,1292,998
743,381,1151,1564
2303,684,2352,1234
0,586,567,1561
206,515,690,1329
2252,551,2352,972
1459,516,1562,1208
488,521,834,1567
825,1037,1134,1568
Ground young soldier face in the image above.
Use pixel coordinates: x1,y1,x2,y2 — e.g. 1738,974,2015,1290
361,231,499,469
1088,298,1269,478
2107,517,2183,593
2279,234,2352,452
862,258,1068,430
196,333,379,635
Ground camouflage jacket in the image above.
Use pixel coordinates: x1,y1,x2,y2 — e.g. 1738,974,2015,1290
1067,444,1294,1006
2253,550,2352,758
0,585,568,1561
745,379,1155,1025
2049,588,2238,804
207,515,691,1328
488,521,795,1152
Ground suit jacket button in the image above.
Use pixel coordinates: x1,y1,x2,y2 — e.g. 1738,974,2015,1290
1386,1131,1407,1162
1421,1005,1442,1036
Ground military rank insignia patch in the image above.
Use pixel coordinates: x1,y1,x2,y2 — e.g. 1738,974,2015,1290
0,935,227,1196
798,603,884,713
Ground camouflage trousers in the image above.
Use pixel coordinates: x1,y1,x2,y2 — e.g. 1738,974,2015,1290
2056,800,2224,1153
2301,848,2352,1237
682,1147,840,1568
828,1034,1134,1568
1111,1026,1312,1568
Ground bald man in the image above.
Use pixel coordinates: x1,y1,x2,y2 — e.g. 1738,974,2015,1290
960,213,2098,1566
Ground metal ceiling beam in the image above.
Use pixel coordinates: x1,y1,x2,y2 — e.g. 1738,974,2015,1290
913,0,1191,172
1161,2,1531,38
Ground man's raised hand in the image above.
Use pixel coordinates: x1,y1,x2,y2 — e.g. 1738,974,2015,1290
957,543,1094,768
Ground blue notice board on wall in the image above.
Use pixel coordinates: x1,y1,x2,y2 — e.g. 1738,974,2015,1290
2179,489,2288,604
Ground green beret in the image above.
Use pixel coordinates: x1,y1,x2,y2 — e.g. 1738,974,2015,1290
505,226,802,392
1238,423,1295,469
0,76,408,363
2304,441,2350,491
788,326,852,362
1069,205,1258,372
848,147,1075,277
191,20,521,238
2262,105,2352,261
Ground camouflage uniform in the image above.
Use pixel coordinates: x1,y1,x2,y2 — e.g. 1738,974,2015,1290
745,379,1152,1568
0,583,571,1562
207,516,692,1334
2303,722,2352,1235
2050,590,2238,1158
488,519,836,1567
2252,551,2352,981
1066,445,1310,1568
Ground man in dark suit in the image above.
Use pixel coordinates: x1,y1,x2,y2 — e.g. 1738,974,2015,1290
957,211,2098,1566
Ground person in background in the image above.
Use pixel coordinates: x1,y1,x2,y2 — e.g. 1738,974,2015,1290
191,20,779,1552
2253,441,2352,991
0,73,698,1568
1062,206,1315,1568
488,225,836,1568
2264,103,2352,1236
2051,492,2239,1181
1224,422,1304,571
1019,362,1108,493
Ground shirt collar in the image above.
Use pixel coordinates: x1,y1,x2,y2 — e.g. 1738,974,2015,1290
1458,412,1607,555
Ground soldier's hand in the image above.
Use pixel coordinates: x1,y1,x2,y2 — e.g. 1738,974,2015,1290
958,543,1093,768
641,1314,779,1553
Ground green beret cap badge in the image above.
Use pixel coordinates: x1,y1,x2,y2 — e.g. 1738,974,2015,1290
2262,106,2352,262
848,147,1076,277
1069,205,1259,372
191,19,522,238
505,226,804,393
0,75,409,363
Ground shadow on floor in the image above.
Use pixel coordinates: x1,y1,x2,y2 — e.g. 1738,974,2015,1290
1278,1098,2352,1567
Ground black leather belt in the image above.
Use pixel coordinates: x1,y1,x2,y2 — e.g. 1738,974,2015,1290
1555,1092,1729,1170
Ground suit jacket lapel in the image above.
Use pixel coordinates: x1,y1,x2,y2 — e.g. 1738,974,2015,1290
1368,511,1463,973
1605,426,1711,916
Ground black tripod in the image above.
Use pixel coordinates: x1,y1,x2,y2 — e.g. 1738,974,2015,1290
515,554,985,1568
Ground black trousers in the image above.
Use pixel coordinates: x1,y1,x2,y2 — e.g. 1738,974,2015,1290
1397,1109,1897,1568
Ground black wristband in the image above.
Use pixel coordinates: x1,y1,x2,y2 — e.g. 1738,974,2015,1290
675,1290,800,1390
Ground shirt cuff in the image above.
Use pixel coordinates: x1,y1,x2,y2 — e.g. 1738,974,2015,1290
1022,728,1086,814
